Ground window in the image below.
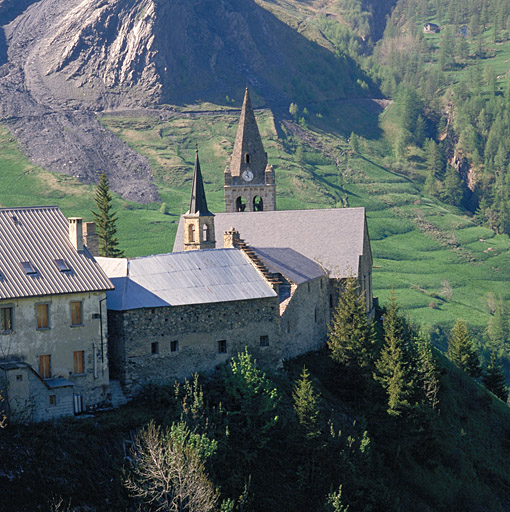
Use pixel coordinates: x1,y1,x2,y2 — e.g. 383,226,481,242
189,224,195,243
49,395,56,406
20,261,37,274
287,321,290,333
0,306,13,332
151,342,159,355
54,259,70,272
245,153,250,163
260,335,269,347
36,303,49,329
330,295,333,308
218,340,227,354
70,301,82,326
314,307,318,323
73,351,84,374
171,340,179,352
202,224,209,242
39,355,51,379
16,374,22,381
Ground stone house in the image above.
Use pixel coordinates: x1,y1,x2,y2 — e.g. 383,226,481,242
424,23,440,33
0,207,113,422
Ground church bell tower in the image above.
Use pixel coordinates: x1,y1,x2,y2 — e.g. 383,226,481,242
184,150,216,251
224,88,276,212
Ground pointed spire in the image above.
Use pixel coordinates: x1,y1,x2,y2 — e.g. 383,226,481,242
188,149,213,216
230,87,267,178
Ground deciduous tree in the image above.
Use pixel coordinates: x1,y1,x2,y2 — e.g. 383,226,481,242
125,420,218,512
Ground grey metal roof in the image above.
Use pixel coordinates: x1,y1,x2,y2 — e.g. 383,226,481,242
253,247,326,284
0,206,113,300
97,248,277,311
174,208,368,278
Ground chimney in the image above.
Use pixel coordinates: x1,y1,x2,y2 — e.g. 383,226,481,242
224,227,241,248
83,222,99,257
68,217,83,251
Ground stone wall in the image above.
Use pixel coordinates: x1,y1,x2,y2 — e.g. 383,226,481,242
280,275,330,360
108,296,281,393
224,182,276,212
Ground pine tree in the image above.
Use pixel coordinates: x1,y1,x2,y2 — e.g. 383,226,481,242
448,319,482,378
416,336,441,411
328,277,377,375
92,172,124,257
293,366,321,439
487,296,508,357
374,295,417,417
482,352,508,402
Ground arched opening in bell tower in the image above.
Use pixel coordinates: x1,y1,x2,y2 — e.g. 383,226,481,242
189,224,196,242
236,197,246,212
202,224,209,242
253,196,264,211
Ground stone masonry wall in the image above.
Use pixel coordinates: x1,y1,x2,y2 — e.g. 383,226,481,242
108,296,281,393
280,275,330,360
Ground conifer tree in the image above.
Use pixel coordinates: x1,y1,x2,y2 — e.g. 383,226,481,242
487,296,508,357
92,172,124,257
328,277,377,375
448,319,482,378
375,295,417,417
482,352,508,402
293,366,320,439
416,336,441,411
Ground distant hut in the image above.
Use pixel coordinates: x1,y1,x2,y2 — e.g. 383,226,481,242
424,23,440,34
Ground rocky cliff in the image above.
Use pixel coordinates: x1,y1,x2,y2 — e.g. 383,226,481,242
0,0,374,202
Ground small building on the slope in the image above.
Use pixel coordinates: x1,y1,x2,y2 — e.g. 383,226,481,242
424,22,440,33
0,207,113,423
97,248,282,394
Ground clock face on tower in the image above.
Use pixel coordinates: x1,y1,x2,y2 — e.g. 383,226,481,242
242,169,254,182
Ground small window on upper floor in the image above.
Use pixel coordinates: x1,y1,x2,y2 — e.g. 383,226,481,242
151,342,159,355
1,306,13,333
20,261,36,275
202,224,209,242
70,301,83,326
245,153,250,164
171,340,179,352
54,259,70,272
36,303,49,330
260,335,269,347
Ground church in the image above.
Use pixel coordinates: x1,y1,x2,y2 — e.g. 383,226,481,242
98,88,373,394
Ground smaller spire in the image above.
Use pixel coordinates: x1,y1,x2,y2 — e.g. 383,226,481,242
188,149,213,216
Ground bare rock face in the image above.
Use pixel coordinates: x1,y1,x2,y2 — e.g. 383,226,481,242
0,0,371,203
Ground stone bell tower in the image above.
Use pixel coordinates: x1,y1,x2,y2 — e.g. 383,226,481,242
224,88,276,213
183,150,216,251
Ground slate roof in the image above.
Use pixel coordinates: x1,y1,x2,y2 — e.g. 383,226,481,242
0,206,113,300
96,248,277,311
174,208,369,278
253,247,326,284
